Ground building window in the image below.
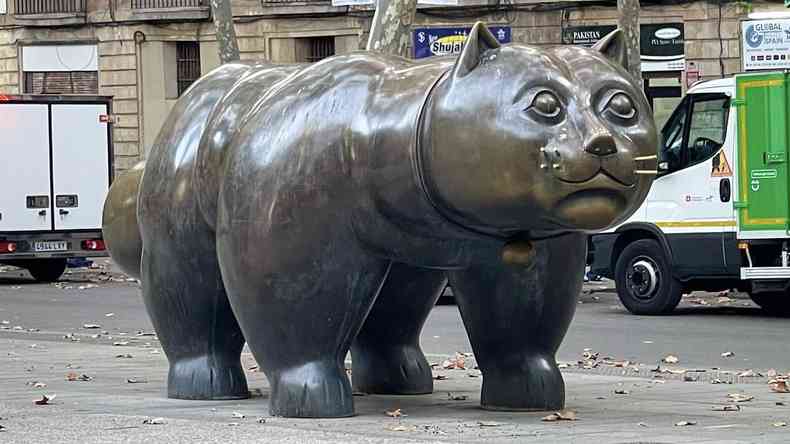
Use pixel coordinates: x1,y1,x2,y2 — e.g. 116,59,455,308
176,42,200,96
296,36,335,63
21,44,98,95
24,71,98,94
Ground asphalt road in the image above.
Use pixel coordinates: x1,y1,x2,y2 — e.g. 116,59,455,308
0,263,788,374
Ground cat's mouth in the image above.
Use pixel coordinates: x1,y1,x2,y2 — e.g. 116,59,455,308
555,168,634,188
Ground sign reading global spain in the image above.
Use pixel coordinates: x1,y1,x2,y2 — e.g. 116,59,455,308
413,26,511,59
742,19,790,70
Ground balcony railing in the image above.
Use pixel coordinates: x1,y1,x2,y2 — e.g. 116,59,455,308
261,0,329,3
14,0,85,15
131,0,204,8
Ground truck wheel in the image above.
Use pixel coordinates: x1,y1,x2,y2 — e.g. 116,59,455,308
26,259,67,283
614,239,682,315
748,292,790,317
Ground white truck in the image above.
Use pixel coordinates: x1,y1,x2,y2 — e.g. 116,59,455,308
589,72,790,316
0,95,112,281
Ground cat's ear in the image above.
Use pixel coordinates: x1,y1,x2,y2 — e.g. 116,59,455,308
452,22,501,79
593,29,628,70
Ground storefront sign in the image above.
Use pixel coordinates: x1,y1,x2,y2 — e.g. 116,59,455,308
562,23,685,72
331,0,372,6
562,25,616,47
742,19,790,71
332,0,458,7
413,26,512,59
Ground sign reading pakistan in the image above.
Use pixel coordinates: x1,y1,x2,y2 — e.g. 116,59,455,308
742,19,790,71
562,23,684,72
413,26,511,58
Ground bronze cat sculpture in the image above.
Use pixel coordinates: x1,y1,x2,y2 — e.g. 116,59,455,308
102,23,657,418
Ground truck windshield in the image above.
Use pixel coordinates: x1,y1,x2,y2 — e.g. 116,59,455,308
658,93,730,176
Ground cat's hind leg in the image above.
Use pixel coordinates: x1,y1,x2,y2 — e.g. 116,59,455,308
140,226,249,400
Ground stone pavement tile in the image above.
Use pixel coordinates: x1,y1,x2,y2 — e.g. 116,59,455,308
1,337,789,443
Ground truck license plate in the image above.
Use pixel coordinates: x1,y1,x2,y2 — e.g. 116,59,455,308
34,241,68,252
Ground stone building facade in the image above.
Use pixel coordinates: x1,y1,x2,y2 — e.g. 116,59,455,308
0,0,775,171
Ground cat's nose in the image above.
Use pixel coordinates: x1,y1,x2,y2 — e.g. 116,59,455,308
584,133,617,157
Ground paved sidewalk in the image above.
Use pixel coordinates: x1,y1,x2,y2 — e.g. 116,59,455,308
1,336,789,443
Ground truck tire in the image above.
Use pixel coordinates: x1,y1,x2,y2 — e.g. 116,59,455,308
748,292,790,317
26,259,67,283
614,239,682,315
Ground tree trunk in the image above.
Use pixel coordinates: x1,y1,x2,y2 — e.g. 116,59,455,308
617,0,642,88
210,0,240,64
366,0,417,57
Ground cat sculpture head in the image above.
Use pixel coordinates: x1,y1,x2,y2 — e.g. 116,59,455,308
420,22,657,236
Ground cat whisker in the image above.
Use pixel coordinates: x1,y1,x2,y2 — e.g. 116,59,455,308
634,170,658,175
633,155,657,161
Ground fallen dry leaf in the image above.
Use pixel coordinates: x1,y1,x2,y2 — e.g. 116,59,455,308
477,421,505,427
769,379,789,393
541,409,577,422
721,352,735,358
386,425,416,432
66,372,92,382
127,378,148,384
663,355,679,364
727,393,754,403
34,394,55,405
711,405,740,412
442,352,467,370
674,420,697,426
385,408,403,418
143,417,166,425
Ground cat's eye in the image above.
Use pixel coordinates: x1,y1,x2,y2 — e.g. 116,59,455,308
604,92,636,120
528,91,562,119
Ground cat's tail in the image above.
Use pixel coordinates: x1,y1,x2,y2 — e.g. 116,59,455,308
102,160,144,279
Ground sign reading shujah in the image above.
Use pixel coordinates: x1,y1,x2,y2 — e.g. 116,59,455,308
413,26,512,59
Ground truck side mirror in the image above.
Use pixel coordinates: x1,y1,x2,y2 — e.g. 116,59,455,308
658,161,669,171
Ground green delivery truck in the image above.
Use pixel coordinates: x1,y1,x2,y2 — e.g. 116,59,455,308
589,71,790,316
